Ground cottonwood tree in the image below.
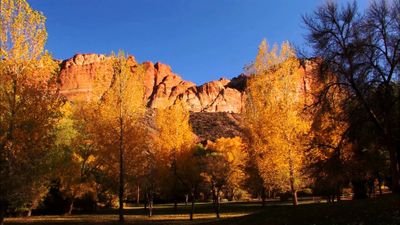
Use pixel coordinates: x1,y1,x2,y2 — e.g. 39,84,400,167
201,137,247,218
123,122,151,214
303,0,400,192
176,145,202,220
208,137,247,201
0,0,62,223
154,100,196,211
245,40,311,206
200,148,229,218
135,133,157,217
89,52,146,223
53,103,99,214
243,152,266,205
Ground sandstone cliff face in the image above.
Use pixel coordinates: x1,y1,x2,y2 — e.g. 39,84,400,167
58,54,316,141
59,53,247,113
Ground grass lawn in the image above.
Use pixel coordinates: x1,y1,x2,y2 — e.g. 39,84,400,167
5,194,400,225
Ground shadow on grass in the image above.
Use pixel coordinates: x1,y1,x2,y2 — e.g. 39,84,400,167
209,194,400,225
84,201,264,216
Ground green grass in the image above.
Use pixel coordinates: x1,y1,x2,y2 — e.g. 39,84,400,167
5,194,400,225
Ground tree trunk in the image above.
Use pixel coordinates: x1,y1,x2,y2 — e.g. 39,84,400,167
261,187,266,207
353,180,368,199
336,192,341,202
136,186,140,206
118,118,125,224
288,149,298,206
397,88,400,190
396,144,400,191
0,200,6,225
212,186,220,219
148,193,153,217
389,146,400,193
172,156,178,211
185,194,189,205
336,185,342,202
0,213,3,225
378,177,383,196
27,208,32,217
368,179,374,198
216,193,220,219
292,190,298,206
189,189,195,221
67,199,74,215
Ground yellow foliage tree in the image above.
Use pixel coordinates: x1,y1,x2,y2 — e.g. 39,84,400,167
52,102,99,215
202,136,247,218
87,51,146,223
208,137,247,201
154,100,196,212
0,0,47,61
245,40,311,205
0,0,62,223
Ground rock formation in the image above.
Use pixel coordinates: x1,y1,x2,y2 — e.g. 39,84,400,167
58,53,316,141
59,53,247,113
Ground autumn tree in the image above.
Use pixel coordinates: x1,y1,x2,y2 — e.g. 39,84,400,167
134,131,157,217
200,148,229,218
88,52,146,223
0,0,62,223
123,121,151,215
303,0,400,192
154,100,196,212
209,137,247,201
176,145,203,220
306,70,352,201
52,103,99,214
243,152,266,205
201,137,247,218
244,40,311,206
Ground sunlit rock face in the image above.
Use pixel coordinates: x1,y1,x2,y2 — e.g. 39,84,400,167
146,62,197,109
58,54,317,140
58,53,248,113
177,77,247,113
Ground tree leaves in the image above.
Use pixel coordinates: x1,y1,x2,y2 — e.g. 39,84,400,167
245,41,311,201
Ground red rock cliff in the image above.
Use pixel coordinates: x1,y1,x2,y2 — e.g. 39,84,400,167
59,53,247,113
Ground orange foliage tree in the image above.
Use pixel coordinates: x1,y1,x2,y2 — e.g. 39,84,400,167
244,40,311,206
86,52,146,223
201,136,247,218
154,100,196,213
0,0,62,223
52,102,99,214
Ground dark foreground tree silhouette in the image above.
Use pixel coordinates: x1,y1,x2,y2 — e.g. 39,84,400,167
303,0,400,193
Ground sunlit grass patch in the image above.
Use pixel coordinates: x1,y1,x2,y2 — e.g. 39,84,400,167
5,202,257,225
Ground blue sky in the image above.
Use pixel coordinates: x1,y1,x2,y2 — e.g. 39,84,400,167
29,0,368,85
